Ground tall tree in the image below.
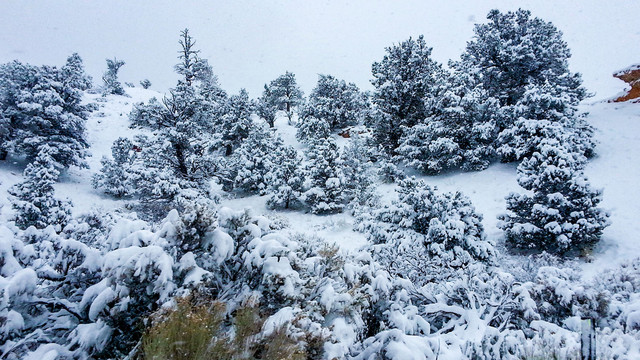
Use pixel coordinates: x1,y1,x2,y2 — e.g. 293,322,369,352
102,58,125,95
371,35,445,154
269,71,303,124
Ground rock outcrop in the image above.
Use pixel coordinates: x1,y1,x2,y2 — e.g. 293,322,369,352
613,64,640,102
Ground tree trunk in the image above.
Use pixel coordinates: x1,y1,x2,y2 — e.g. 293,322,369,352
174,143,189,177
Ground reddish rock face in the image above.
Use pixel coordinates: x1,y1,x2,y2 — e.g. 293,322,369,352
613,64,640,102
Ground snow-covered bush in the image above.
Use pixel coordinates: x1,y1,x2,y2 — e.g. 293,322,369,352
498,139,609,254
8,146,71,231
341,135,379,210
359,177,495,284
139,79,151,89
230,124,282,195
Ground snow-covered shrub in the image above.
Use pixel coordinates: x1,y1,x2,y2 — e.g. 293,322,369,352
498,139,609,254
8,146,71,231
360,177,495,284
377,158,404,183
101,58,125,96
139,78,152,89
341,135,379,210
302,137,346,214
92,137,138,198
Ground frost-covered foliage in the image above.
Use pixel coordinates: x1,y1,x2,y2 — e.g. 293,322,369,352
92,137,138,198
302,137,345,214
359,177,495,284
302,74,369,131
266,145,305,210
371,35,445,154
8,146,71,231
0,55,91,167
101,58,125,96
255,84,279,128
296,115,331,144
498,139,609,254
230,124,282,195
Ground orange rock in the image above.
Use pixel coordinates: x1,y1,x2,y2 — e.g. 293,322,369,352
613,64,640,102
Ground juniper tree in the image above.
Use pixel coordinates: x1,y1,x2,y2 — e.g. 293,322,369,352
371,35,445,154
9,146,71,231
220,89,252,156
92,137,137,198
269,71,303,124
256,84,279,127
303,137,345,214
498,139,609,254
102,58,125,95
266,145,305,210
302,74,368,131
0,57,90,167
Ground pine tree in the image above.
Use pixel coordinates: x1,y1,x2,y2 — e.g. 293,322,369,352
220,89,252,156
255,84,279,128
8,146,71,231
498,139,609,254
0,59,90,168
231,124,281,195
295,116,330,144
460,9,590,162
102,58,125,96
92,137,137,198
397,66,499,173
302,137,345,214
269,71,304,124
266,146,305,210
371,35,445,154
341,135,377,209
140,79,152,89
302,74,368,131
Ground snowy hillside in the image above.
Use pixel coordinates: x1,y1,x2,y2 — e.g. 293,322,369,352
1,5,640,360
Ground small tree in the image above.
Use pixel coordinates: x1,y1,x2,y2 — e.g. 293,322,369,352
269,71,304,124
231,124,281,195
102,58,125,96
8,146,71,231
140,79,152,89
266,146,305,210
92,137,137,198
302,74,368,131
303,137,345,214
498,139,609,254
256,84,279,127
295,116,330,145
220,89,252,156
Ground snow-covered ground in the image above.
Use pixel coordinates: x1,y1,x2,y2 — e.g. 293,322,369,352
2,86,637,279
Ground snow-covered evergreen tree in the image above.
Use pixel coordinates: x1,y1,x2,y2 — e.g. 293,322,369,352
302,74,369,131
220,88,252,156
231,124,281,195
460,9,591,162
268,71,304,124
255,84,279,127
101,58,125,96
360,177,495,283
0,58,90,168
92,137,137,198
341,135,378,209
139,79,152,89
302,137,345,214
397,65,499,173
498,139,609,254
371,35,445,154
295,115,331,144
8,146,71,231
266,146,305,210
